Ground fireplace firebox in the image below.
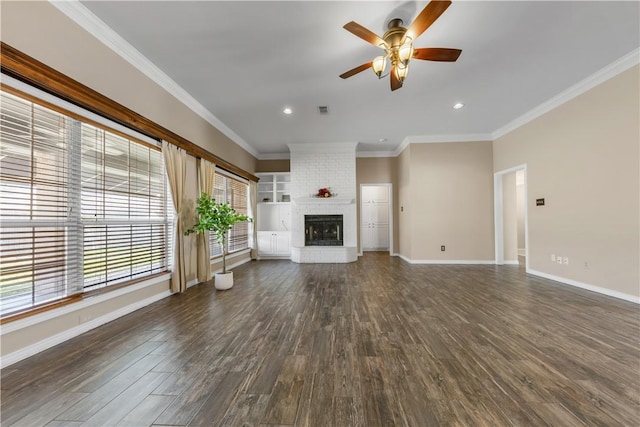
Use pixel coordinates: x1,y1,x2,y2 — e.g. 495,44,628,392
305,215,343,246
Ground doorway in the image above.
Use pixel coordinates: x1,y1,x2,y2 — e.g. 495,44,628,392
494,165,528,270
360,184,393,254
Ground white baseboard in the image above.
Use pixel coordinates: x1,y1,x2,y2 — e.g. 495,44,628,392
398,254,495,264
187,279,199,288
1,289,172,369
503,260,520,265
526,268,640,304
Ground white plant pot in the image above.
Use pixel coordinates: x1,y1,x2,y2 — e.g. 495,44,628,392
214,272,234,290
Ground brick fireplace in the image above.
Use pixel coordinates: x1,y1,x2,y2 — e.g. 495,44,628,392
288,142,357,263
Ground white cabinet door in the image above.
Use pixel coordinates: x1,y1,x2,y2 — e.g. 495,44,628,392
362,185,389,204
274,232,290,256
258,231,274,255
361,185,390,251
278,204,291,231
258,231,290,256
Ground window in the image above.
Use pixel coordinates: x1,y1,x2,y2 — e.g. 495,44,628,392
209,172,249,257
0,89,169,316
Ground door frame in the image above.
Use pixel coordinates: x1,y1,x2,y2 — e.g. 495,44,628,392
359,183,393,256
493,164,528,269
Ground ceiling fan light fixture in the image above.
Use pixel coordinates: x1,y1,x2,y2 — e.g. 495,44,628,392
340,0,460,91
395,63,409,82
398,40,414,66
372,55,387,78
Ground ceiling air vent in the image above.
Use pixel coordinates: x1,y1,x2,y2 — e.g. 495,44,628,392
318,106,329,115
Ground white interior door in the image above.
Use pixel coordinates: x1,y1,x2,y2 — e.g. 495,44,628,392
361,185,389,251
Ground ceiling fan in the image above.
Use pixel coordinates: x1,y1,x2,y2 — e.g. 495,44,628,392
340,0,461,91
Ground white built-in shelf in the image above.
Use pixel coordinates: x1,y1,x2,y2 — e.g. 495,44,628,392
257,172,290,203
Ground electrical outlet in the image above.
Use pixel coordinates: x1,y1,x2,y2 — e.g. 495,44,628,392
556,257,562,264
563,257,569,265
441,245,445,251
551,254,556,262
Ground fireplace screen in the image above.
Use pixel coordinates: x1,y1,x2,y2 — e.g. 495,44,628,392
305,215,343,246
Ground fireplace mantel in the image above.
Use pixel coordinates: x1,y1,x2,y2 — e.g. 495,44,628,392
293,197,355,205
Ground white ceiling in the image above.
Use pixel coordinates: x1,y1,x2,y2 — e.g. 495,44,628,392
77,1,639,158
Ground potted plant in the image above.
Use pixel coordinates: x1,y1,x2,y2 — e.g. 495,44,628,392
185,192,251,290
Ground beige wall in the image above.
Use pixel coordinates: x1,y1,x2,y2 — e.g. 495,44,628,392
1,279,170,361
0,1,257,173
355,157,399,254
397,146,413,257
494,65,640,298
0,1,257,363
256,159,290,173
503,173,518,261
402,142,495,261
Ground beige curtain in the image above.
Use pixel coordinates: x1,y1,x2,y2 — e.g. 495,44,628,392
249,180,258,260
162,141,187,293
197,158,216,282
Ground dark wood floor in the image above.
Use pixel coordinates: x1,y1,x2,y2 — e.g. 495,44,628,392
2,253,639,426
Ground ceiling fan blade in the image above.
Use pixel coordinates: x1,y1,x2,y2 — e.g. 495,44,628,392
339,62,373,79
413,47,462,62
343,21,387,48
390,66,403,91
403,0,452,43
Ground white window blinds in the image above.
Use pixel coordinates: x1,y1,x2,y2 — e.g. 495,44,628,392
209,172,249,257
0,89,170,316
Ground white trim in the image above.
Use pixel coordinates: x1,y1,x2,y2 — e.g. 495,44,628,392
1,287,172,368
287,142,358,154
493,164,529,271
494,173,504,265
48,0,259,159
357,150,398,158
398,255,495,264
293,197,355,205
405,134,493,144
359,183,393,256
393,137,411,157
187,279,199,288
526,268,640,305
40,3,639,158
492,48,640,139
503,260,520,265
1,273,171,335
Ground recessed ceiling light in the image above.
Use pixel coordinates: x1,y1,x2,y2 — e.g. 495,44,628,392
283,107,293,115
453,103,464,110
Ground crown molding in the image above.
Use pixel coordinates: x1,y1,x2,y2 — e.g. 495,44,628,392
492,48,640,140
45,2,640,158
392,137,412,157
356,150,397,158
49,0,260,159
389,134,492,157
288,142,358,154
406,134,493,144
